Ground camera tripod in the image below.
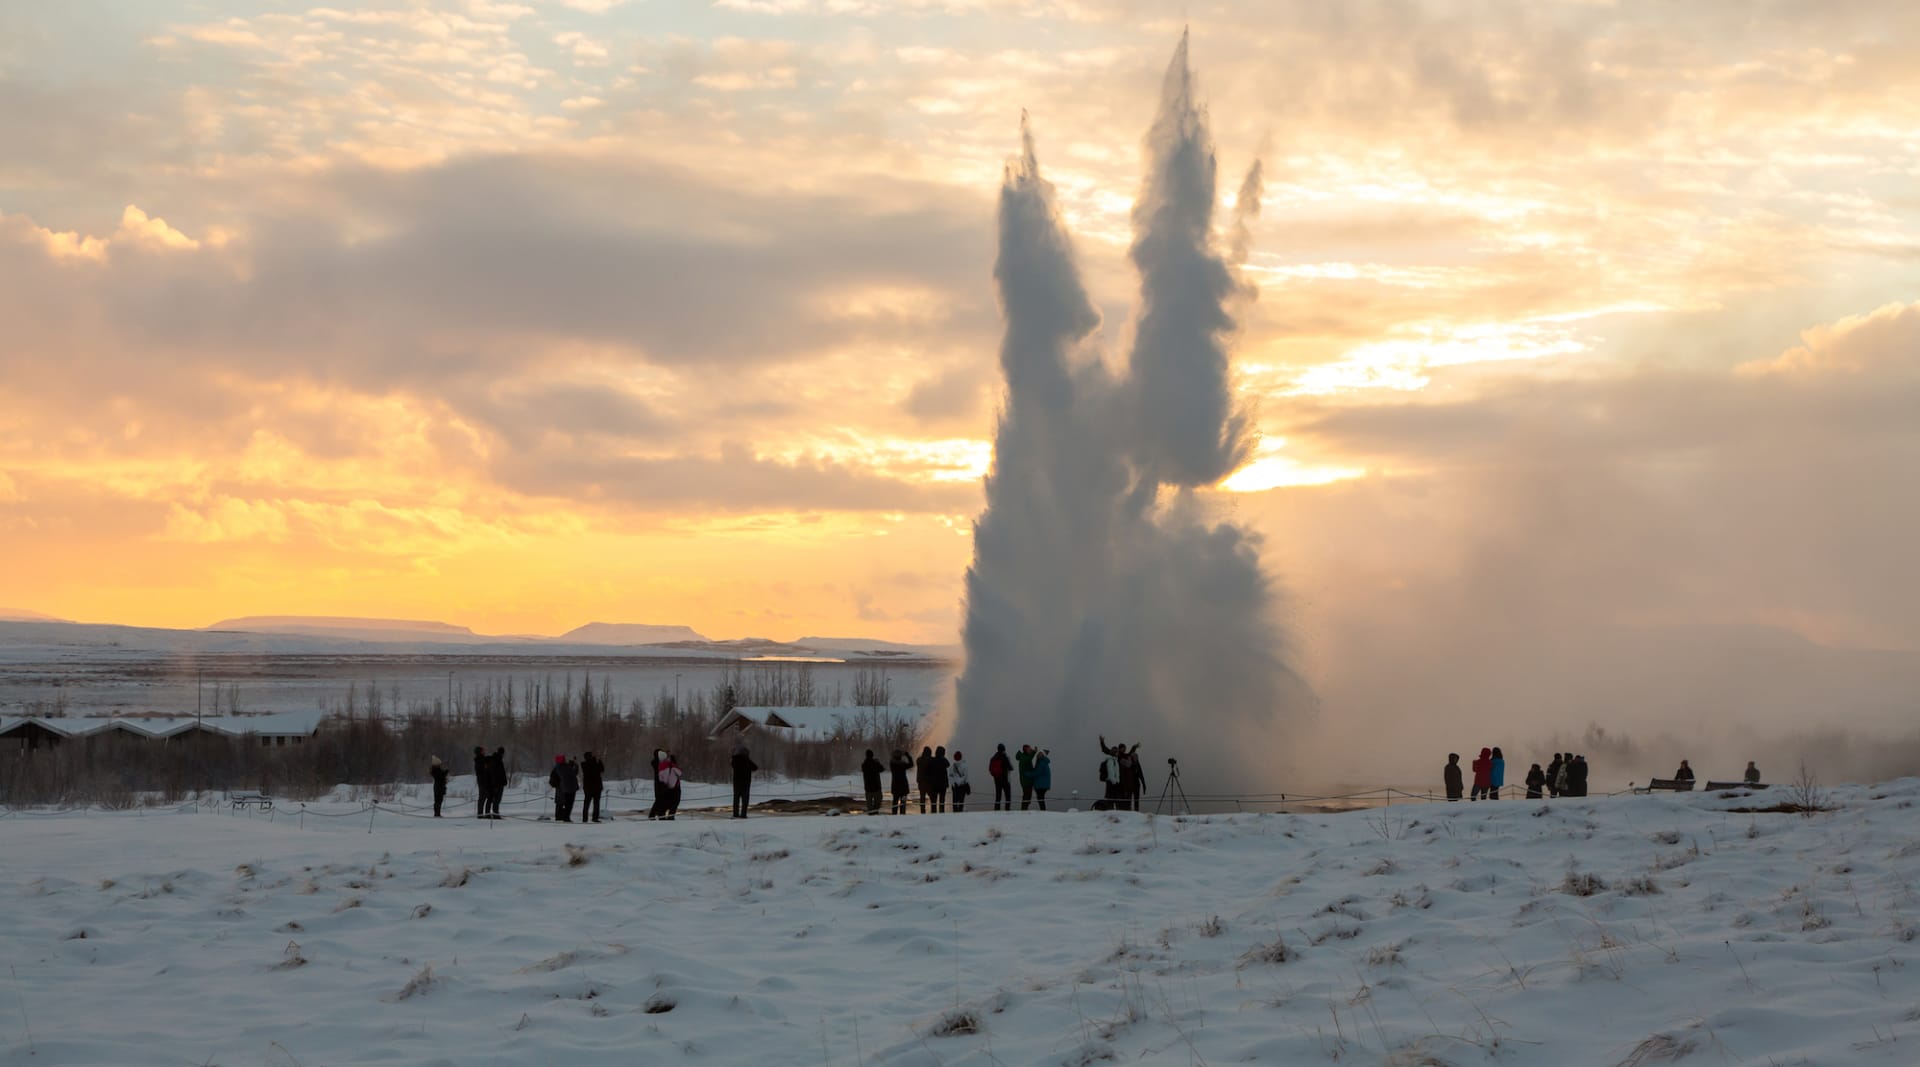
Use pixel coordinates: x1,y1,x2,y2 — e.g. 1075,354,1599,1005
1156,758,1191,816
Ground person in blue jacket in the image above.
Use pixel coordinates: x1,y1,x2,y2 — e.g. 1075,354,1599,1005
1031,748,1052,810
1490,747,1506,800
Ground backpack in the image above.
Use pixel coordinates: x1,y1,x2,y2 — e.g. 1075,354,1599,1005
1098,760,1110,783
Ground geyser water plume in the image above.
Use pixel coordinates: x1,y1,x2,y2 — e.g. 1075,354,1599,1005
954,37,1308,803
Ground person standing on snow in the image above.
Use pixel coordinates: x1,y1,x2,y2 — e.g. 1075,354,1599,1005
1470,747,1492,802
550,755,579,822
988,744,1013,810
930,745,951,813
1443,753,1464,801
1490,747,1506,800
1568,754,1589,797
1744,761,1761,785
1525,763,1546,799
485,747,508,818
730,742,758,819
472,747,489,818
861,749,885,814
915,746,934,814
889,748,913,815
1098,735,1127,810
657,752,683,819
648,749,668,820
1031,749,1052,810
1016,745,1037,810
1545,754,1564,798
949,750,971,812
429,756,449,817
580,750,605,823
1552,755,1571,797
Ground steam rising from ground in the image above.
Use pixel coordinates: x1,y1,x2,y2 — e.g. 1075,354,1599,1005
954,37,1308,800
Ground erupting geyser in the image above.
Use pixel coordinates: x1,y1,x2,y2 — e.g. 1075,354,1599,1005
953,36,1310,803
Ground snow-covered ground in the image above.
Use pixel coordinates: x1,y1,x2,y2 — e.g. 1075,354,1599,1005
4,780,1918,1066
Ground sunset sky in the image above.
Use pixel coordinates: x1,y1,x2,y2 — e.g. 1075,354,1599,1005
3,0,1918,654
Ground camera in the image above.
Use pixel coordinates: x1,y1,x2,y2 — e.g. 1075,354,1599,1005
1167,757,1178,766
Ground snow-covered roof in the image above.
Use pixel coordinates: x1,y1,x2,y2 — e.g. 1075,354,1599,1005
0,710,325,740
708,705,929,741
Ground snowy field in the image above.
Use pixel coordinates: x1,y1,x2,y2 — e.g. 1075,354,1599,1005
4,781,1919,1066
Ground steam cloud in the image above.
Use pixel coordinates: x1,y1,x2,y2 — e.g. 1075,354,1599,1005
953,36,1309,801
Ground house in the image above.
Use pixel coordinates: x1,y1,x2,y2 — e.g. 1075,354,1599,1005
707,705,930,743
1,710,326,752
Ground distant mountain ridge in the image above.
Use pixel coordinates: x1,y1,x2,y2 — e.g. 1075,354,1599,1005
208,616,478,637
560,622,707,645
0,614,956,661
0,607,69,623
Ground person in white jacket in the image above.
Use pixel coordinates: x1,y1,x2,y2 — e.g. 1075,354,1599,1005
949,751,972,812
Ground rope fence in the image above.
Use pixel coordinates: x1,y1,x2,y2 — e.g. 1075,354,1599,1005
1,779,1660,826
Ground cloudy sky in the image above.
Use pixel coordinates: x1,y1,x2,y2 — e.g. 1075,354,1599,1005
3,0,1917,684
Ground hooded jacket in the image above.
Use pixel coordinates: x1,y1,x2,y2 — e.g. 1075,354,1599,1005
1032,752,1052,791
731,747,758,784
861,753,884,791
949,758,970,788
888,752,913,794
1471,749,1492,789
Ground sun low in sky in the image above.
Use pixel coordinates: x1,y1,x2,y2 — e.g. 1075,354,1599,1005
2,1,1917,681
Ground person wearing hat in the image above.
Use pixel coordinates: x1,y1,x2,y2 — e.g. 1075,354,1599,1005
429,756,449,817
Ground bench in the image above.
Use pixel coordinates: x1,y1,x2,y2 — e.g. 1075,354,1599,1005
1642,778,1694,792
1705,780,1767,791
230,792,274,812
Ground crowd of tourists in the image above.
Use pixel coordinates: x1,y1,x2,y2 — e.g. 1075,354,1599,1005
1442,750,1765,800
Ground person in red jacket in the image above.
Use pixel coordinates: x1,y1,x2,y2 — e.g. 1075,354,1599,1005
1470,747,1492,802
987,744,1013,810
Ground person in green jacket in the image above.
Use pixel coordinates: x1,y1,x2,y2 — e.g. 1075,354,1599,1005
1015,744,1037,811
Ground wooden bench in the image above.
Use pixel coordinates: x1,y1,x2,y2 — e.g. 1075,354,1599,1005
1641,778,1695,792
229,792,274,812
1705,780,1767,791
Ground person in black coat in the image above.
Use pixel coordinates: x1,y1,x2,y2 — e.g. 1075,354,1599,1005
889,749,913,815
1673,759,1695,784
429,756,449,817
472,747,489,818
860,749,884,814
1524,763,1546,799
580,751,605,823
1568,755,1589,797
1544,754,1563,798
730,743,758,819
915,746,934,814
1443,753,1464,801
929,745,951,813
549,755,580,822
487,747,508,818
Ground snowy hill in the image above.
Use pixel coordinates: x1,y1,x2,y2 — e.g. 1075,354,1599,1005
3,780,1916,1064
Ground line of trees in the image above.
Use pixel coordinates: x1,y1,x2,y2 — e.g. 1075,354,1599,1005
1,665,921,808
